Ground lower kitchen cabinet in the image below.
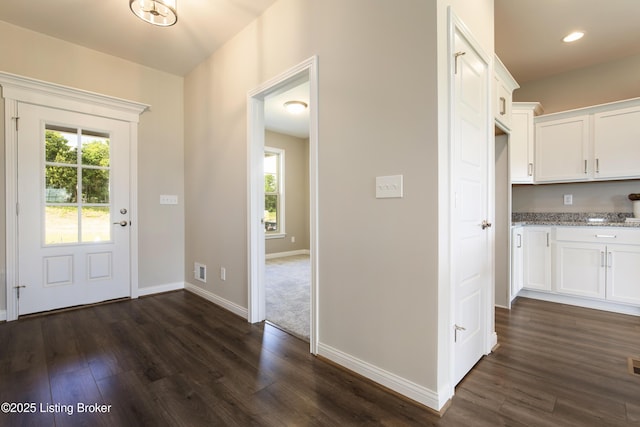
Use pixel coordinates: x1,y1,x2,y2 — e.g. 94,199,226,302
607,244,640,305
514,225,640,313
523,227,551,291
554,242,605,299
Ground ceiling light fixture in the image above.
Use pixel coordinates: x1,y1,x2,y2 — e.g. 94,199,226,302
130,0,178,27
563,31,584,43
283,100,308,114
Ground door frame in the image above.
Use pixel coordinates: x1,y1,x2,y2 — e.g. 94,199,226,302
247,56,319,354
0,72,148,321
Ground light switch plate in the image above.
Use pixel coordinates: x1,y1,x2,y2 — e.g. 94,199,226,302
160,195,178,205
376,175,403,199
563,194,573,205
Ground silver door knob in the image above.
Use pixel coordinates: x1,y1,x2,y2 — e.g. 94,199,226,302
481,220,492,229
113,220,128,227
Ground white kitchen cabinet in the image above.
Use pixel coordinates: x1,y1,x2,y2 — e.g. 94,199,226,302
533,97,640,183
607,244,640,305
494,56,519,131
511,226,524,300
593,105,640,180
535,115,590,183
554,227,640,305
554,242,605,299
523,227,551,291
511,102,543,184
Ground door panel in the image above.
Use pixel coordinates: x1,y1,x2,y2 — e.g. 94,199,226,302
17,103,131,315
452,31,490,385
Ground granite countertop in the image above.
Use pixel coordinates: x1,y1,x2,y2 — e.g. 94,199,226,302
512,212,640,228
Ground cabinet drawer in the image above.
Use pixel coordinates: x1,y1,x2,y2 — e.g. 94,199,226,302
554,227,640,245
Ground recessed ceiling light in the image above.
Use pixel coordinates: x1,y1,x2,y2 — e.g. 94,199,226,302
563,31,585,43
283,100,308,114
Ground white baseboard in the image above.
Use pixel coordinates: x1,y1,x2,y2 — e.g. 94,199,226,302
185,282,248,319
137,282,185,297
265,249,310,260
0,310,6,322
317,343,445,412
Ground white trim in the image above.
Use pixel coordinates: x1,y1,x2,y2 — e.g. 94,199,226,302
265,249,310,260
247,56,320,355
0,72,148,321
0,310,6,322
318,343,446,412
518,290,640,317
185,282,248,319
0,72,148,122
137,282,185,297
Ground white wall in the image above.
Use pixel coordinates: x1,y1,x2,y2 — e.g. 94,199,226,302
0,20,185,307
185,0,494,410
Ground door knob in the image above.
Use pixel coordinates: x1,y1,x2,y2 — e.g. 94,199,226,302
113,220,128,227
481,220,492,229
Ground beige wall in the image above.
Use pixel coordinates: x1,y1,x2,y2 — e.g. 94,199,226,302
264,131,310,255
0,20,185,313
185,0,494,406
512,53,640,213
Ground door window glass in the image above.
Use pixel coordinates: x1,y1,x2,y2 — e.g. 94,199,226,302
44,125,112,245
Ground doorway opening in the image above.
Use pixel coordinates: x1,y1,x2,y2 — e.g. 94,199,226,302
247,57,319,353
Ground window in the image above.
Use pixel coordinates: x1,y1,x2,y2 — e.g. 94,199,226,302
264,147,285,237
44,125,111,245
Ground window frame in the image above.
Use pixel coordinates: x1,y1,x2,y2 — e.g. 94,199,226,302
264,146,285,239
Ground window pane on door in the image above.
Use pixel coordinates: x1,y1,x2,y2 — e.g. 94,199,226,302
45,206,78,244
44,124,112,245
82,207,111,242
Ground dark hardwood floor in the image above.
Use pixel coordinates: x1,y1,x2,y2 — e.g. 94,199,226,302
0,292,639,426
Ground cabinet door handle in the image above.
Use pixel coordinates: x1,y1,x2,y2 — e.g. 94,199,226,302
595,158,600,174
517,233,522,248
608,252,612,268
601,251,606,268
595,234,616,239
546,232,550,247
584,159,588,174
528,163,533,176
499,97,506,116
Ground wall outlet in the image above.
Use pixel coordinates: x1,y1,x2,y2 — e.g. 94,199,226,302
563,194,573,205
220,267,226,281
291,236,296,243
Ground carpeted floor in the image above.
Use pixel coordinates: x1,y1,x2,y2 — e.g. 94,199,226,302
265,254,310,340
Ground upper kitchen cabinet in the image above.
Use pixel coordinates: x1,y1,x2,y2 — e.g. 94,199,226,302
511,102,543,184
534,97,640,183
593,105,640,179
535,114,590,183
494,55,519,131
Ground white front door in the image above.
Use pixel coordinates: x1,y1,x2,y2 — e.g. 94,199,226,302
452,30,491,385
17,103,131,315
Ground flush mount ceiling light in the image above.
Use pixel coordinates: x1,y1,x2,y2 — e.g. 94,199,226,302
130,0,178,27
563,31,585,43
283,100,308,114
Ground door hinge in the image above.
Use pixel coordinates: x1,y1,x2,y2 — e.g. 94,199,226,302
12,116,19,131
454,324,466,343
454,51,466,74
14,285,26,299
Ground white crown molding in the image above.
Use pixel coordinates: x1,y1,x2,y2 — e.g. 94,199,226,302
0,71,149,122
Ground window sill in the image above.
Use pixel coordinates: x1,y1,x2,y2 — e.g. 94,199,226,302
266,233,286,240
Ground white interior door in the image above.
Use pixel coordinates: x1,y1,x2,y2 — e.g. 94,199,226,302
452,30,491,385
17,103,131,315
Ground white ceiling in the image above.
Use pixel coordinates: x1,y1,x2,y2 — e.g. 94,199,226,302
265,81,310,139
1,0,638,134
495,0,640,83
0,0,277,76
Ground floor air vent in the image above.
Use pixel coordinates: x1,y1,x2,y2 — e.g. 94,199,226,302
628,357,640,376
